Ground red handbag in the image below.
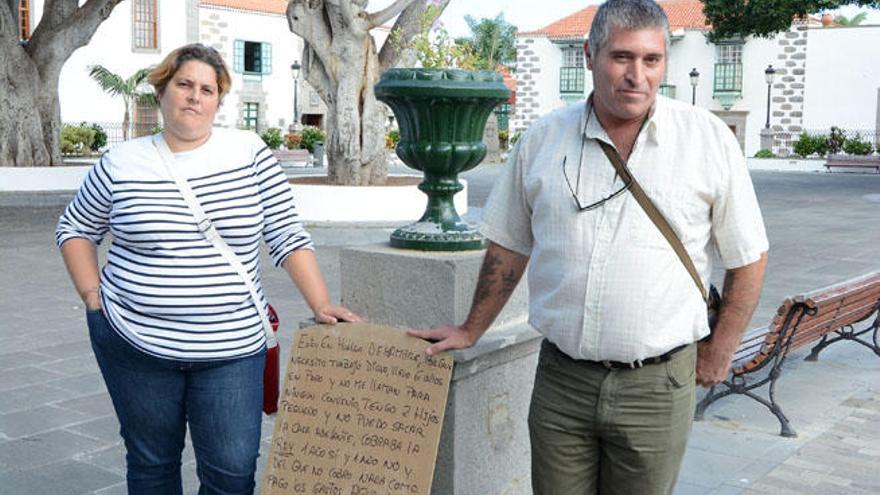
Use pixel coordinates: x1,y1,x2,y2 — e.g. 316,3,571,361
263,304,281,415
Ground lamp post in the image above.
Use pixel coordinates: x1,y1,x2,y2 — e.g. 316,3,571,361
764,64,776,129
689,67,699,105
290,61,301,129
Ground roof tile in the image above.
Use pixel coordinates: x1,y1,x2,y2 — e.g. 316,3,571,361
200,0,288,16
519,0,708,39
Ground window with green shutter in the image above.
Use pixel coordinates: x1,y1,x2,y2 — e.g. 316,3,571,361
233,40,272,75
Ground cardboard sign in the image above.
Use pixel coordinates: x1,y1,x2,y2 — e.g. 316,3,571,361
262,323,453,495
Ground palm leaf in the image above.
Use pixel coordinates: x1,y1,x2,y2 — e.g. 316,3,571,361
136,92,160,109
88,65,127,97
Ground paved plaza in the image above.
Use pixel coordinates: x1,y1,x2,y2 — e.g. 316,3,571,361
1,167,879,494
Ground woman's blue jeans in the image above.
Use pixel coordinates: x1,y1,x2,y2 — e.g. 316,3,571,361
87,309,264,495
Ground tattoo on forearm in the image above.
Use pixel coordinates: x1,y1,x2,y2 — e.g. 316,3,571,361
501,269,520,297
473,252,503,306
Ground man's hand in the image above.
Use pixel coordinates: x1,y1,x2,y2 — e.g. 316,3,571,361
313,304,362,325
408,325,481,356
696,339,734,387
697,252,768,387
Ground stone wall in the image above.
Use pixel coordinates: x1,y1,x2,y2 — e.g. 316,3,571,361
511,37,541,135
771,23,809,155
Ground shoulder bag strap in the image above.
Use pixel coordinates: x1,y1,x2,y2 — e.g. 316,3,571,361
152,134,277,348
596,139,709,303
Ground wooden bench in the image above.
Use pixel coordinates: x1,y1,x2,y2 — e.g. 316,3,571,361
274,149,313,168
694,271,880,437
824,154,880,173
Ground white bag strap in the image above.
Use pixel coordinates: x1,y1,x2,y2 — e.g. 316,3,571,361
152,134,277,348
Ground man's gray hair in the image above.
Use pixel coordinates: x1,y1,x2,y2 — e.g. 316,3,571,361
588,0,671,58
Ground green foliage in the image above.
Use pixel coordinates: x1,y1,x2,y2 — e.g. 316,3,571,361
454,14,518,71
827,126,846,154
88,65,157,140
391,3,482,69
834,11,869,25
842,133,874,155
703,1,880,40
299,126,325,153
385,129,401,150
260,127,284,150
61,124,96,155
754,149,776,158
82,122,107,151
150,125,163,135
793,131,829,157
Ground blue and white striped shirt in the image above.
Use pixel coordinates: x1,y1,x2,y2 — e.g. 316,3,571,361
56,128,313,361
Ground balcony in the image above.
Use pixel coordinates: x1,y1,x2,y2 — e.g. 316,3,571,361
713,63,743,110
559,66,585,95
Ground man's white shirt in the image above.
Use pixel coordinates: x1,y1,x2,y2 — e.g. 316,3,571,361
481,96,768,362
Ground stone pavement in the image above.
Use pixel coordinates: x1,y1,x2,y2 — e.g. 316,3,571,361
1,168,878,494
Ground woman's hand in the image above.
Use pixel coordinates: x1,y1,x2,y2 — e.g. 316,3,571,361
313,304,362,324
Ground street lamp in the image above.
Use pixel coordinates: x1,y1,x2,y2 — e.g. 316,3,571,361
689,67,699,105
764,64,776,129
290,61,301,129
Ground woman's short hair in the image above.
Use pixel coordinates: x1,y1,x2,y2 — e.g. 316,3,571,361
148,44,232,100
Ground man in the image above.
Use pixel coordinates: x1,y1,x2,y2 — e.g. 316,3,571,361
409,0,769,493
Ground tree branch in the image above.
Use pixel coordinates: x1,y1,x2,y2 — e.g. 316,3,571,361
368,0,416,29
302,44,334,106
378,0,449,71
1,0,18,40
29,0,123,73
287,0,335,78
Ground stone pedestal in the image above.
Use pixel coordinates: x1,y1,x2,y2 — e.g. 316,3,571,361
340,244,541,494
760,127,774,153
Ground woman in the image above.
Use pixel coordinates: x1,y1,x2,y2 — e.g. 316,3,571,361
56,44,360,494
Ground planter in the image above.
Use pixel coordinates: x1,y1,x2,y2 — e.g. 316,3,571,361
374,68,510,251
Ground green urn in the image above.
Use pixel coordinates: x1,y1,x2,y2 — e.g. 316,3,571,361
375,68,511,251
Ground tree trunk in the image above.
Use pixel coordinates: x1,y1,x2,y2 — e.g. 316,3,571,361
0,0,125,167
122,100,131,142
324,35,388,185
0,44,53,166
287,0,448,186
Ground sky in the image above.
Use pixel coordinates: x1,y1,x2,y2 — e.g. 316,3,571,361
370,1,880,38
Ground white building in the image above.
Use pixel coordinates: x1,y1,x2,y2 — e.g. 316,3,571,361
513,0,880,157
18,0,377,143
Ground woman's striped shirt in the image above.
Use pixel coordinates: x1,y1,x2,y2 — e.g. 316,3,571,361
56,128,313,361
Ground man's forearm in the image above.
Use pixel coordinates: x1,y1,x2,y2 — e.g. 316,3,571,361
713,252,768,352
462,241,529,335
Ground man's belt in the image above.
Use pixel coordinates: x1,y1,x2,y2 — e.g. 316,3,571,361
547,340,690,370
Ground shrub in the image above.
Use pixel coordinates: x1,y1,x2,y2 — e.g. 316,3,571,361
827,126,845,154
385,129,400,150
793,132,828,158
150,125,163,135
61,124,96,155
842,133,874,155
260,127,284,150
81,122,107,151
300,126,326,153
284,132,302,150
754,149,775,158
